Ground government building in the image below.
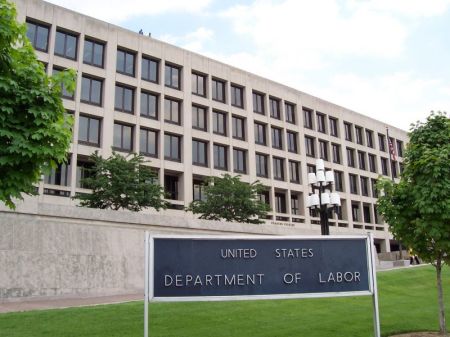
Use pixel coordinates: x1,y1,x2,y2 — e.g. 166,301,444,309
11,0,407,255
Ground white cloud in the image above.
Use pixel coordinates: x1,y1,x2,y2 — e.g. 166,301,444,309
210,0,450,129
347,0,450,18
46,0,212,23
221,0,409,69
309,72,449,130
161,27,214,53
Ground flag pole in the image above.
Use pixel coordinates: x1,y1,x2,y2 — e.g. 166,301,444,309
386,127,403,259
386,127,395,183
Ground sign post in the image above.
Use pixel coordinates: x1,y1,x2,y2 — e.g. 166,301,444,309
144,234,380,336
144,232,149,337
369,233,381,337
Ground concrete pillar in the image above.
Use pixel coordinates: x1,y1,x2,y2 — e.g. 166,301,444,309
380,239,391,253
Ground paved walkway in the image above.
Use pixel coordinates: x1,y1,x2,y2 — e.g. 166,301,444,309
0,293,142,314
0,264,429,314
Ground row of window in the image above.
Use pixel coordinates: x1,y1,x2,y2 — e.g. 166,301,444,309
66,75,244,135
76,74,406,161
76,115,302,180
348,174,378,197
44,158,382,225
351,202,381,224
345,147,401,177
78,112,401,182
27,20,104,66
44,159,304,216
304,136,401,177
27,20,245,105
342,121,403,157
45,160,379,223
303,108,404,156
30,18,406,159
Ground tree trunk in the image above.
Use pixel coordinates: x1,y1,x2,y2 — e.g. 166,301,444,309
436,258,447,335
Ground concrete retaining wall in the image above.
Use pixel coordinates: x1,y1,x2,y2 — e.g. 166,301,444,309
0,200,319,302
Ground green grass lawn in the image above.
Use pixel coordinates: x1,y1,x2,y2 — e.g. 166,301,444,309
0,265,449,337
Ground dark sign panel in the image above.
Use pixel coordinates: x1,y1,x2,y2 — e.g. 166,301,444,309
151,236,371,300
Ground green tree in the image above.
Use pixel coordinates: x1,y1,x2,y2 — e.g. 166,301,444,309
0,0,75,209
74,152,168,212
377,111,450,335
186,174,270,224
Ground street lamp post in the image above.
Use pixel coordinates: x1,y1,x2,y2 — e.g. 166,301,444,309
306,159,341,235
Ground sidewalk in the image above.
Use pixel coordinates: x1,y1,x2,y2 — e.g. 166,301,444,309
0,293,142,314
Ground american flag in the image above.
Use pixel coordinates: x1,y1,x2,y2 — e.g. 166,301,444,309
388,137,397,161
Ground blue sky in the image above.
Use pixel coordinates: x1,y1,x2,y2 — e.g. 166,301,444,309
48,0,450,131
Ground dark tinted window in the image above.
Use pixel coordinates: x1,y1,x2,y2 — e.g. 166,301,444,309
26,20,49,52
355,126,363,145
192,105,207,131
213,111,227,135
212,78,226,102
165,64,181,89
273,157,285,180
305,136,315,157
271,127,283,149
269,97,280,119
344,122,353,141
164,97,181,125
329,117,338,137
140,91,158,119
140,128,158,157
287,131,298,153
78,115,100,146
289,161,301,183
332,143,341,164
165,134,181,161
303,108,313,129
113,123,133,151
347,147,355,167
192,72,206,96
214,144,228,170
319,140,329,161
232,116,245,140
255,123,266,145
81,76,102,106
83,39,104,67
116,49,135,76
115,84,134,113
233,148,246,173
253,92,265,114
142,56,159,83
55,30,77,60
285,102,295,124
231,84,244,108
317,113,326,133
256,153,268,177
192,140,208,166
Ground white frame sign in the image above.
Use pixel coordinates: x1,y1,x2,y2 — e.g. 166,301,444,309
144,233,380,337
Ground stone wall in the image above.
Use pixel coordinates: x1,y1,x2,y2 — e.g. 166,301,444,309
0,200,317,302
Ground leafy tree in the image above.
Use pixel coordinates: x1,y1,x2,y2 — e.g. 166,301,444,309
377,111,450,335
74,152,168,212
0,0,75,209
186,174,270,224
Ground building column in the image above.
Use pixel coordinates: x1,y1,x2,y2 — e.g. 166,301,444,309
380,239,391,253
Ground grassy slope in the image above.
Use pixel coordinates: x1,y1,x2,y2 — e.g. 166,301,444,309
0,266,448,337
